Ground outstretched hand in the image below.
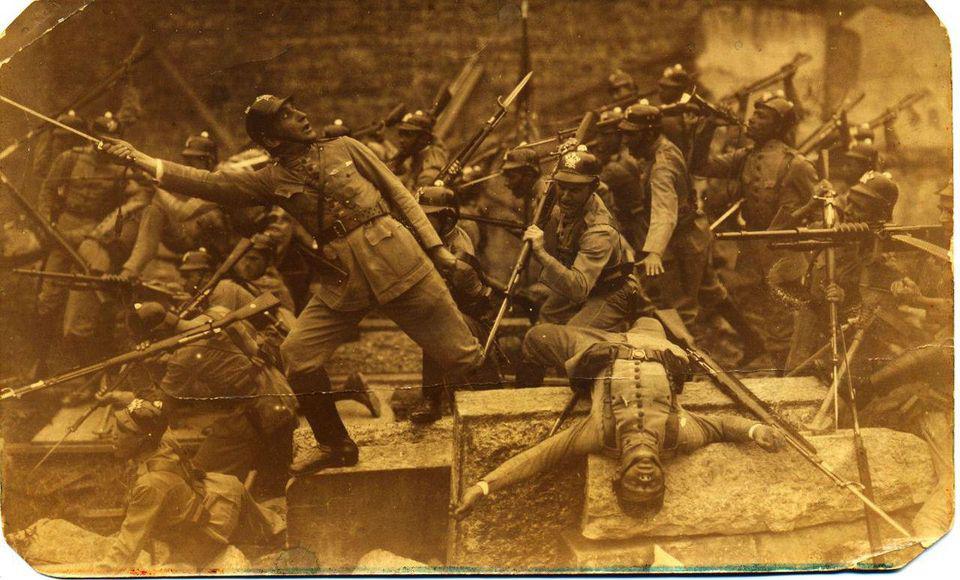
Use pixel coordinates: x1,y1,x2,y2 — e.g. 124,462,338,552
752,425,786,452
450,484,485,521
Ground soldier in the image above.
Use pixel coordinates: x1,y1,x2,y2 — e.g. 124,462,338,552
409,186,501,424
521,148,641,331
607,69,637,101
773,173,901,371
831,140,881,196
101,398,283,572
119,132,225,285
102,95,482,474
619,103,764,363
596,107,644,245
35,111,149,375
690,93,819,366
392,109,448,190
502,145,548,225
234,233,298,317
656,64,700,158
452,318,785,520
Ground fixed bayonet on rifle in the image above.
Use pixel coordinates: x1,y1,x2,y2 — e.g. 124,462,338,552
0,170,91,274
434,71,533,187
13,269,184,301
797,92,866,155
715,222,943,243
720,53,812,106
352,103,407,140
652,308,911,539
177,237,253,317
479,110,596,365
0,293,281,402
863,89,930,132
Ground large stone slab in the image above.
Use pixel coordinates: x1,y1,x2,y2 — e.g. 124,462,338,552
287,422,453,571
582,428,936,540
448,378,826,570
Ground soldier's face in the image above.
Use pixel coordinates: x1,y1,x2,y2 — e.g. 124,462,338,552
747,108,780,142
397,130,426,152
113,427,141,461
557,181,595,211
622,129,658,159
620,452,665,498
503,169,536,197
273,103,318,143
181,270,207,292
596,131,622,156
235,252,269,281
659,85,684,105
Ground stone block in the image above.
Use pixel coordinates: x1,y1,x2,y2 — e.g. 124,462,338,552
449,387,586,570
582,428,936,540
353,549,438,574
286,440,451,571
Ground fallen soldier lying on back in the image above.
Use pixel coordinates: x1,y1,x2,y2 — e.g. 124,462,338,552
451,318,786,520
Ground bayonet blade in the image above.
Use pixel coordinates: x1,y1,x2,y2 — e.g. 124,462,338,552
500,71,533,111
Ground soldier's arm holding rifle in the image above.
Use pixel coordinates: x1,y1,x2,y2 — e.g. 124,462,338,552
526,223,617,303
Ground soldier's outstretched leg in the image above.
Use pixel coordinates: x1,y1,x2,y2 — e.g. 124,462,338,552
281,298,366,475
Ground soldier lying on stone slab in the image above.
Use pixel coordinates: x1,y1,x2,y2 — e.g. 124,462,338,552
100,399,284,572
451,318,786,520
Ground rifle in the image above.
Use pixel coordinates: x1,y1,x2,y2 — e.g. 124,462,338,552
653,308,911,539
715,222,942,243
719,53,812,106
0,36,152,162
479,110,596,365
0,293,281,402
433,72,533,187
664,91,746,129
797,92,865,155
862,90,929,131
13,269,185,302
0,170,91,274
352,103,408,140
176,237,253,317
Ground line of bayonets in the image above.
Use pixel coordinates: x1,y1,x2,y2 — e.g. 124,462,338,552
0,51,936,546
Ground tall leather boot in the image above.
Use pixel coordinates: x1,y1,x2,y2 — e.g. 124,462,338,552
287,368,358,475
714,297,766,367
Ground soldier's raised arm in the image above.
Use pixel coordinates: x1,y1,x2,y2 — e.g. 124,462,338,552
100,138,271,207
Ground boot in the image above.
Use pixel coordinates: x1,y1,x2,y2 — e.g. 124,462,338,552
287,369,358,476
335,372,381,418
409,384,443,425
714,297,766,367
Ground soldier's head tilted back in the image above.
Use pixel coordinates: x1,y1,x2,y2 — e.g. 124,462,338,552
748,92,797,145
245,94,319,151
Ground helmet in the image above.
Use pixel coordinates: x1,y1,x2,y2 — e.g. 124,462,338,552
323,118,351,138
554,148,601,184
502,146,540,172
179,248,214,272
181,131,219,163
619,102,662,132
754,93,797,129
849,171,899,220
607,69,637,94
245,94,291,147
115,398,167,440
91,111,121,137
598,107,625,134
418,185,458,215
659,63,693,90
54,110,87,136
844,141,879,166
397,110,435,134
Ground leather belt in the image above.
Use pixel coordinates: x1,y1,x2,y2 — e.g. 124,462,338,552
316,200,389,245
612,345,690,394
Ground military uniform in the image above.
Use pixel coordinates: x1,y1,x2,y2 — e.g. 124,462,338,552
484,319,760,492
152,134,481,453
37,144,147,343
398,140,448,190
536,192,639,331
105,437,282,570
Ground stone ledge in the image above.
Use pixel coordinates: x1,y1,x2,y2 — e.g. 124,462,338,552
582,428,936,540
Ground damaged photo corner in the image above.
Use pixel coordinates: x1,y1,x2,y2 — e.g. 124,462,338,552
0,0,956,577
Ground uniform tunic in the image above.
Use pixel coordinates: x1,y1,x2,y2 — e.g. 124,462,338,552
399,141,448,190
487,321,756,492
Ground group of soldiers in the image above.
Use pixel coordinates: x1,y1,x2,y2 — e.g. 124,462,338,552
2,52,952,569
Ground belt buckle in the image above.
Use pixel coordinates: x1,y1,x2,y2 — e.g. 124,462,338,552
632,349,647,361
331,220,347,238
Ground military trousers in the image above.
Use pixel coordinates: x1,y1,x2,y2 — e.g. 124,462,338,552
538,276,644,333
281,267,482,379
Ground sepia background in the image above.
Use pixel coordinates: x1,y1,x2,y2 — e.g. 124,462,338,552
0,0,954,575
